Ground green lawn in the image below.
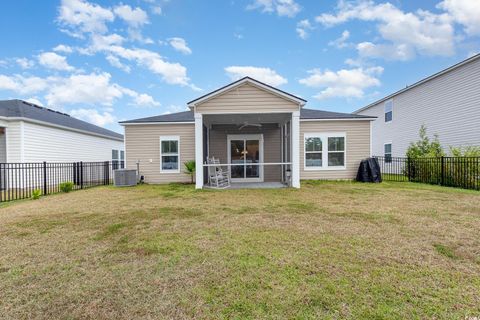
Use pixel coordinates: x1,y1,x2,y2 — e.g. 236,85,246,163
1,181,479,319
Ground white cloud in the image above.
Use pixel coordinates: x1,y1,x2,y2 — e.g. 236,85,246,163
299,66,383,100
356,42,415,61
316,0,455,60
38,52,76,72
106,55,131,73
162,105,187,115
70,108,116,126
56,1,193,89
0,72,159,109
78,33,192,86
438,0,480,36
225,66,288,86
25,97,44,106
114,4,149,28
168,37,192,55
247,0,301,18
329,30,351,48
90,33,126,50
16,58,35,69
104,46,191,86
152,6,162,15
53,44,74,53
57,0,115,36
132,93,161,107
45,72,123,106
113,4,151,43
296,19,314,39
0,75,49,95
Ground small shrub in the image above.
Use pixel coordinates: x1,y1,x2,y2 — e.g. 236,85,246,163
183,160,196,184
31,189,41,200
406,125,444,159
59,181,74,193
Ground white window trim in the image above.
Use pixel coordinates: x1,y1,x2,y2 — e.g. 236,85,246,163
160,135,180,173
384,99,393,124
304,132,346,171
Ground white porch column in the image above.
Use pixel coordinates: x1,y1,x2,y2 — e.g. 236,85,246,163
291,111,300,188
194,112,204,189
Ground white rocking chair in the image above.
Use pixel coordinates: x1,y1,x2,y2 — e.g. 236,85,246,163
207,157,231,189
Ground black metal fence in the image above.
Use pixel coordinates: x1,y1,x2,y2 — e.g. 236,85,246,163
0,161,125,202
375,156,480,190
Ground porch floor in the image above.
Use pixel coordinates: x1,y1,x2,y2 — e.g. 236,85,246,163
228,182,286,189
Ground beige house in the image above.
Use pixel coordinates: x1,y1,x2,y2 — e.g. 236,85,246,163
121,77,375,188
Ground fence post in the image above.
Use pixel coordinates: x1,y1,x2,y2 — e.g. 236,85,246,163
0,163,2,202
43,161,47,195
104,161,109,185
441,156,445,186
80,161,84,189
406,157,411,181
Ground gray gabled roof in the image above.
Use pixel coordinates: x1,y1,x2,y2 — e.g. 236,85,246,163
120,110,194,124
120,108,374,124
300,108,375,120
0,100,123,140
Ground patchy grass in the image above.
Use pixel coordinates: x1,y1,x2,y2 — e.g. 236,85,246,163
0,181,479,319
433,243,458,260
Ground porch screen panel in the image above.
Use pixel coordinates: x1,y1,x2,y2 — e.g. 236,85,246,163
230,140,244,178
246,140,260,178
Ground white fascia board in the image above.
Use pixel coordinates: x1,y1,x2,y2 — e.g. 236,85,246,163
120,121,194,126
300,118,376,122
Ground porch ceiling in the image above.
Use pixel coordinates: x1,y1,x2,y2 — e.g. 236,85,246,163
203,113,291,127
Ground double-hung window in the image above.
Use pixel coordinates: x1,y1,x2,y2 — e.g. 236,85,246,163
384,99,393,123
304,133,346,170
112,149,119,162
112,149,125,168
160,136,180,172
112,149,120,169
328,137,345,166
305,137,322,167
384,143,392,163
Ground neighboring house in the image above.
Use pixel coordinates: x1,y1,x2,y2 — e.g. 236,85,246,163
121,77,375,188
0,100,124,163
355,53,480,158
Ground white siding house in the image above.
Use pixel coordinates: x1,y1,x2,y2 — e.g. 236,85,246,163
0,100,124,163
356,53,480,157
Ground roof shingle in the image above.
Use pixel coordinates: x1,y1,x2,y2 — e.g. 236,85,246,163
120,108,375,124
0,100,123,140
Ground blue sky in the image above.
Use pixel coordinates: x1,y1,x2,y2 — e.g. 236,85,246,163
0,0,479,133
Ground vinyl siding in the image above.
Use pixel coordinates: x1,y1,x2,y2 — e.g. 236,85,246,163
125,124,195,184
208,124,281,182
195,83,300,114
300,121,371,180
358,57,480,157
21,122,123,162
0,131,6,162
5,121,22,162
